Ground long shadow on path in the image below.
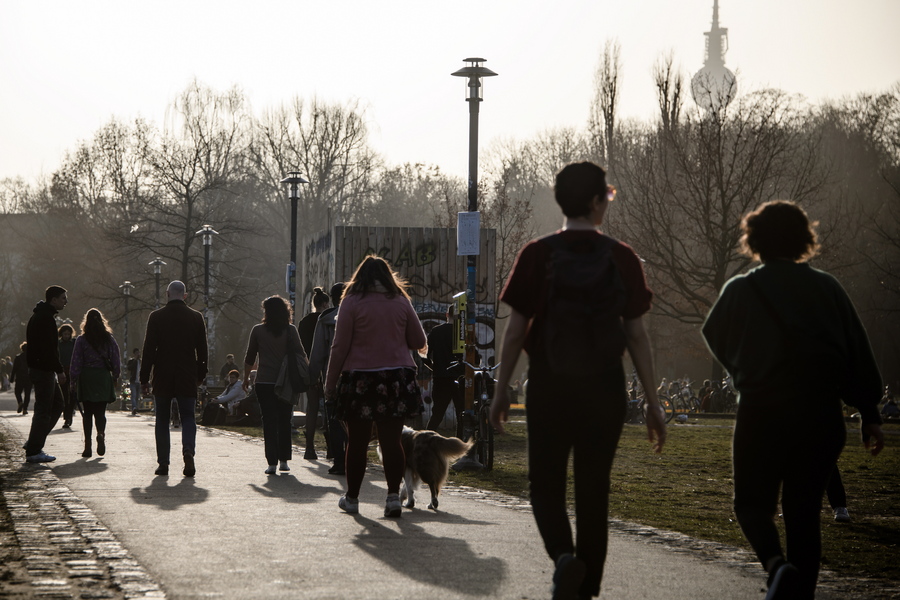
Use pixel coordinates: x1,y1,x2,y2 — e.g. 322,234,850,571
129,476,209,510
349,512,506,596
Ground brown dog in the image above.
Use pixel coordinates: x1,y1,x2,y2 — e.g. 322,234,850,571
389,426,472,511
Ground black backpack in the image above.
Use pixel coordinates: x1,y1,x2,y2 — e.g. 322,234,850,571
541,233,627,376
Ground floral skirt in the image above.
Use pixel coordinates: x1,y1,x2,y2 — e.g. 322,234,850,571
335,368,422,422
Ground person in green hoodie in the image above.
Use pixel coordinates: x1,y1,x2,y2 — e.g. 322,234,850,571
702,200,884,600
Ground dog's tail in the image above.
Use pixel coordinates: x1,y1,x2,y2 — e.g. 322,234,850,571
427,434,473,461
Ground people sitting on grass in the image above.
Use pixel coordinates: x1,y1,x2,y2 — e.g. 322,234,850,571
213,370,245,415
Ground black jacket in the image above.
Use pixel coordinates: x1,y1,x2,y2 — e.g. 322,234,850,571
26,301,64,373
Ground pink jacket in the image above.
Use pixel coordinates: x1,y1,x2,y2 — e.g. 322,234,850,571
325,291,426,392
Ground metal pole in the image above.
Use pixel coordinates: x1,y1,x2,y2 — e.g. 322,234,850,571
124,294,129,362
464,93,480,412
204,243,211,329
155,271,161,309
289,189,298,315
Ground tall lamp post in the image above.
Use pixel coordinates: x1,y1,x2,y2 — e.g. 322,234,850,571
279,172,309,315
196,225,219,328
149,257,167,309
451,57,497,470
119,281,134,361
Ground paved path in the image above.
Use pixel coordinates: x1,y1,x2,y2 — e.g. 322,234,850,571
0,391,872,599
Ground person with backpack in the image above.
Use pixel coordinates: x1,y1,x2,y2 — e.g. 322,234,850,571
309,282,346,474
490,162,666,600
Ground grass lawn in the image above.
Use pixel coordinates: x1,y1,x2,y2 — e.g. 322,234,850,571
447,419,900,584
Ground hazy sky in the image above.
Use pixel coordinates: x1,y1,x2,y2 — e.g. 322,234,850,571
1,0,898,183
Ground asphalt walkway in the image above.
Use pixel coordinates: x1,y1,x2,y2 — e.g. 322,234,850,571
0,390,866,599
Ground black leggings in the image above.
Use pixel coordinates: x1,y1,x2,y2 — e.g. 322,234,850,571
525,363,627,599
344,417,405,498
733,399,845,599
82,401,108,440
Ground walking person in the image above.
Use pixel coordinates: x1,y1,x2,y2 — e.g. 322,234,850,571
140,281,208,477
490,162,666,600
423,305,463,437
325,256,427,517
69,309,121,458
297,286,330,459
310,282,346,475
702,200,884,599
58,324,77,429
23,285,70,463
10,342,32,415
126,349,141,415
242,295,306,475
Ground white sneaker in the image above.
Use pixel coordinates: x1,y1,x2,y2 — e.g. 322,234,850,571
264,464,276,475
339,495,359,514
834,507,851,522
384,493,402,518
279,461,290,472
25,452,56,463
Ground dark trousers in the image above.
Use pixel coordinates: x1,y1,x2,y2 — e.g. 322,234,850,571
525,363,627,599
325,398,346,466
825,465,847,509
154,395,197,466
305,383,323,447
15,382,33,412
61,368,75,424
425,377,463,438
345,417,405,498
733,399,846,600
24,369,65,456
256,383,294,465
82,401,108,441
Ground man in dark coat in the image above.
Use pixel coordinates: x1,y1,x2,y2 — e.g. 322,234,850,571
23,285,69,463
140,280,208,477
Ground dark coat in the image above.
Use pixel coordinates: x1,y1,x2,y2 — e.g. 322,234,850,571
26,301,64,373
140,299,208,399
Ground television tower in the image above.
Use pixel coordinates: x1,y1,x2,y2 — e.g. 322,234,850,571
691,0,737,111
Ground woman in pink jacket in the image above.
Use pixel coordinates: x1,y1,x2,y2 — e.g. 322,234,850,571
325,256,426,517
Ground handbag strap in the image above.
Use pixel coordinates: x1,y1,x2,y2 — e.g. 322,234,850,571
85,336,114,371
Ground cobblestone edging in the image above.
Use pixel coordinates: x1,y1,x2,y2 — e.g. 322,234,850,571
0,419,166,599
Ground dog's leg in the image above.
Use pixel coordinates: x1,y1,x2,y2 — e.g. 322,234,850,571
427,482,439,511
403,468,416,509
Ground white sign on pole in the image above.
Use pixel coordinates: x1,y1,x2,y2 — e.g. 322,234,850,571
457,212,481,256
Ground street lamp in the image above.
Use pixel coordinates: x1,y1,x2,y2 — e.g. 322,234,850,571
196,225,219,327
119,281,134,362
149,257,167,309
279,172,309,315
451,57,497,470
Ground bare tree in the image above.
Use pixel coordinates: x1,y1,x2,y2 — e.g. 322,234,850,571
250,97,380,238
370,163,464,227
589,39,623,168
611,90,827,326
653,51,685,133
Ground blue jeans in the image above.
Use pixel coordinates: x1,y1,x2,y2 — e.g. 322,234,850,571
24,369,64,456
256,383,294,465
129,382,141,411
155,395,197,466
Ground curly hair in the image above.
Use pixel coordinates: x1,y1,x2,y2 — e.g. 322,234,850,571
80,309,113,348
740,200,819,262
261,295,292,334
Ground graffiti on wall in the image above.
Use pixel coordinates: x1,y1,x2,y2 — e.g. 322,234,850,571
300,226,497,362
